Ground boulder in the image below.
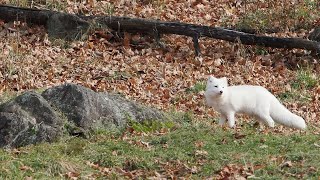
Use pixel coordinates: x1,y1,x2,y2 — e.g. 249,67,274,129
42,83,165,132
0,83,166,148
0,92,63,148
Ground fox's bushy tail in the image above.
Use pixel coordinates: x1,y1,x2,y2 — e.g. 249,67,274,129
270,99,306,130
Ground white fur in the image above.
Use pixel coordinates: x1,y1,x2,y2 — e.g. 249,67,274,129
204,76,306,130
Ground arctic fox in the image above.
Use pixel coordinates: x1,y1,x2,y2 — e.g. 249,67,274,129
204,76,306,130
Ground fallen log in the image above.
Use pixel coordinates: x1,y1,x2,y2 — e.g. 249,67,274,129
1,4,319,55
93,16,320,55
0,5,90,40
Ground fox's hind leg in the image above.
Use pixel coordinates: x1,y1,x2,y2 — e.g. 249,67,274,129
258,114,275,128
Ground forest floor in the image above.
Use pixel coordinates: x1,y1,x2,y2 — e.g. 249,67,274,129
0,0,319,179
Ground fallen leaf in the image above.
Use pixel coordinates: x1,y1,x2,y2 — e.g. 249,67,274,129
64,172,80,179
195,150,208,157
194,141,204,148
280,161,293,168
234,132,246,139
316,86,320,94
20,165,33,172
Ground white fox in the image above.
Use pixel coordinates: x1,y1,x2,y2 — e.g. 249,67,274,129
204,76,306,130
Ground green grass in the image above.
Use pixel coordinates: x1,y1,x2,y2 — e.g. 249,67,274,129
255,47,269,55
8,0,67,11
129,120,175,133
0,117,319,179
186,81,206,94
102,2,115,15
278,69,318,103
231,1,320,32
291,69,318,90
0,91,20,105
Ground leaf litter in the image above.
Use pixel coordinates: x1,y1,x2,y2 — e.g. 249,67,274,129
0,0,320,179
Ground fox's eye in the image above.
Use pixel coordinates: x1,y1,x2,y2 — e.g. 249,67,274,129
214,85,218,88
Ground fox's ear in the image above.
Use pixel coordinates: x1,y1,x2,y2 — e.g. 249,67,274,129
208,75,216,81
221,77,228,86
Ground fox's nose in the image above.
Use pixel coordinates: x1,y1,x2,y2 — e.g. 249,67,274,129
220,90,223,94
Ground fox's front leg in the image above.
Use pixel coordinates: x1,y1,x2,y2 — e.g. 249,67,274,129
226,112,236,128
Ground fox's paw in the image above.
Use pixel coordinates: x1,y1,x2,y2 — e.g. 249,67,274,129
228,121,235,128
267,121,275,128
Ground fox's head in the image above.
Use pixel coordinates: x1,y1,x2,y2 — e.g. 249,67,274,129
205,76,228,97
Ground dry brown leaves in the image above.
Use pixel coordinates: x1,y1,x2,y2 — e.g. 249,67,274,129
0,1,319,131
213,162,287,180
215,156,302,179
0,1,319,179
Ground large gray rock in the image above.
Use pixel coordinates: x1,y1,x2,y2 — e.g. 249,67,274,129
0,84,166,148
0,92,63,148
41,84,165,132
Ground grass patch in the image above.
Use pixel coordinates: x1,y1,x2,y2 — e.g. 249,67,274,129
279,68,317,102
186,81,206,94
129,120,175,133
0,117,319,179
291,69,318,90
278,91,298,101
236,9,272,32
8,0,67,11
231,2,320,32
101,2,115,15
278,90,311,103
0,91,20,104
255,47,269,55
